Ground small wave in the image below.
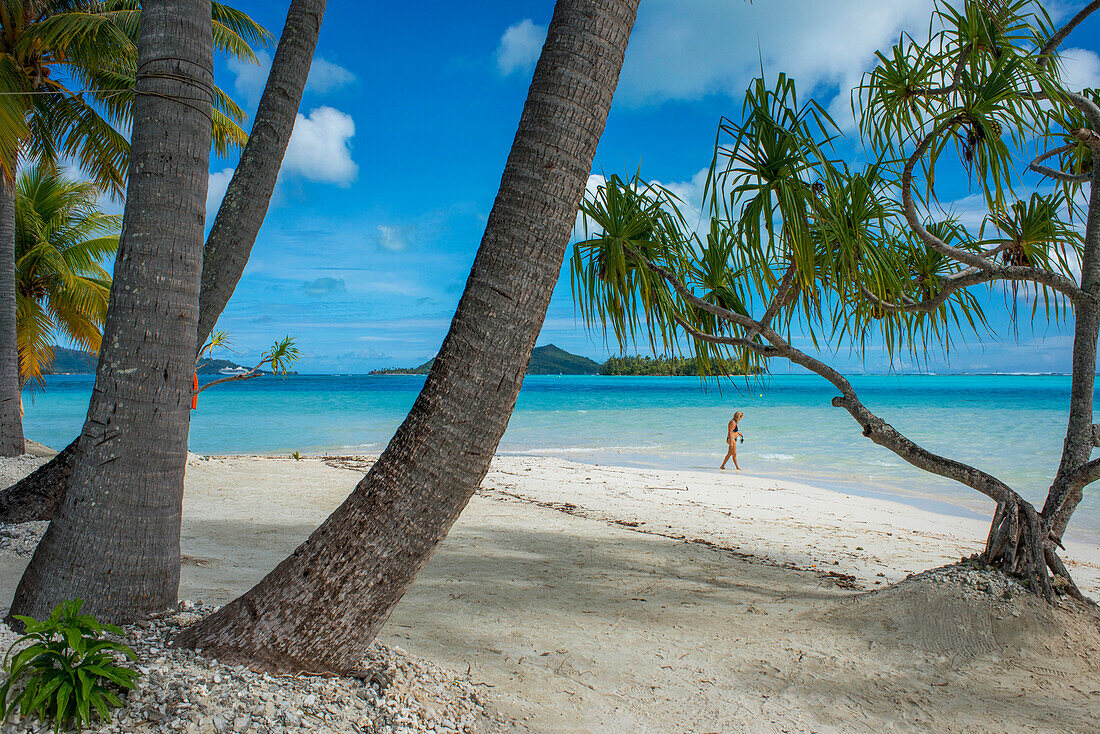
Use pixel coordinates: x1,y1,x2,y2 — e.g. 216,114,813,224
758,453,795,461
506,445,655,455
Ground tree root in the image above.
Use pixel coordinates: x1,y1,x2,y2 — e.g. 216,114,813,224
981,495,1082,603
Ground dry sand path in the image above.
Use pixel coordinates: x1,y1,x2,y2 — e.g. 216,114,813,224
2,455,1098,733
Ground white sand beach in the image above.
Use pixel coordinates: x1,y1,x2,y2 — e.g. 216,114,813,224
2,454,1098,733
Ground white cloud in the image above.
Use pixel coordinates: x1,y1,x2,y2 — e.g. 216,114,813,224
303,277,346,297
306,57,357,94
619,0,934,107
1058,47,1100,90
657,167,710,230
573,173,607,238
377,224,409,252
229,52,356,107
206,167,235,218
282,107,358,186
496,19,546,76
228,52,271,108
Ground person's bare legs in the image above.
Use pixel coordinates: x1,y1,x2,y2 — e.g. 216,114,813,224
730,439,741,470
720,441,735,469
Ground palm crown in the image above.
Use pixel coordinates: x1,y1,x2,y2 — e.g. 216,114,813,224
14,162,120,387
0,0,271,188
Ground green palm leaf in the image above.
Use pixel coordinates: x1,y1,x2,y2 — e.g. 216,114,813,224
14,162,119,387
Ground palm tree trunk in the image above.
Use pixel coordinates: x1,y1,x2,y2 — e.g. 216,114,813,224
0,439,77,522
175,0,641,673
8,0,213,624
0,0,327,524
0,175,25,457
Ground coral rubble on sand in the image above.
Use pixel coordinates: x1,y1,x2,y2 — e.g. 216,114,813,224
0,522,47,558
0,602,509,734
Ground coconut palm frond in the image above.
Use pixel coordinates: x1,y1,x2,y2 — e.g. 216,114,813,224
212,107,248,158
16,294,56,390
212,2,273,52
13,163,119,387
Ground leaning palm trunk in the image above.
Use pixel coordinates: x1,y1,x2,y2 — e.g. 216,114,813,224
0,176,25,457
0,0,327,524
175,0,641,673
8,0,214,623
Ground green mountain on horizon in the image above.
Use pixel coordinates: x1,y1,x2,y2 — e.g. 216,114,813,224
44,347,97,374
372,344,601,376
44,346,260,375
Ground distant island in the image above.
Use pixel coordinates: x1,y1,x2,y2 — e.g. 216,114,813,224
371,344,601,376
44,347,272,375
599,355,759,376
43,347,98,374
370,344,758,377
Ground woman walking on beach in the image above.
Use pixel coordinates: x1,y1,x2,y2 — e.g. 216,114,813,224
721,411,744,470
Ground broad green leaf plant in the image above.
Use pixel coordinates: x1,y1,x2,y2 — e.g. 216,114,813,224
572,0,1100,599
0,599,138,732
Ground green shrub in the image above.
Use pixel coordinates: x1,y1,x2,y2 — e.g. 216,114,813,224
0,599,139,732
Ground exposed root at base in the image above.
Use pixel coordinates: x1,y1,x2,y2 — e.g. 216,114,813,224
979,496,1092,604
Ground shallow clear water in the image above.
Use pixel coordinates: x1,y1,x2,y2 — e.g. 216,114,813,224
22,373,1100,545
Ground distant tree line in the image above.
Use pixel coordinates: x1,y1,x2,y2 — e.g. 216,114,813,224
598,354,759,376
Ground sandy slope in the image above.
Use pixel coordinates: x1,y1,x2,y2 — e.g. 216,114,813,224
1,454,1098,733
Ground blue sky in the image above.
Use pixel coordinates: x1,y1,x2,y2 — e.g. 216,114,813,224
189,0,1100,373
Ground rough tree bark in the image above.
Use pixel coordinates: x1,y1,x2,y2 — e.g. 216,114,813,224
0,0,327,523
0,176,25,457
0,440,77,523
7,0,214,623
175,0,642,673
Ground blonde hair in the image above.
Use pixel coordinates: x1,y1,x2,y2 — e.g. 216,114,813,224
734,411,744,420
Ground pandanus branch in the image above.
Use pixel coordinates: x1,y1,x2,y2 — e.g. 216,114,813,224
912,47,972,98
900,123,1088,302
857,271,993,314
1066,95,1100,135
1037,1,1100,68
857,259,1086,314
745,263,798,341
1029,144,1091,184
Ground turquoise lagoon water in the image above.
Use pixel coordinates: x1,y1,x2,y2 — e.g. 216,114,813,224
21,373,1100,545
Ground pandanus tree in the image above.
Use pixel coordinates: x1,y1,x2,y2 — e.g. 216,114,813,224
14,163,119,389
174,0,642,672
0,0,327,524
572,0,1099,599
0,0,269,456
